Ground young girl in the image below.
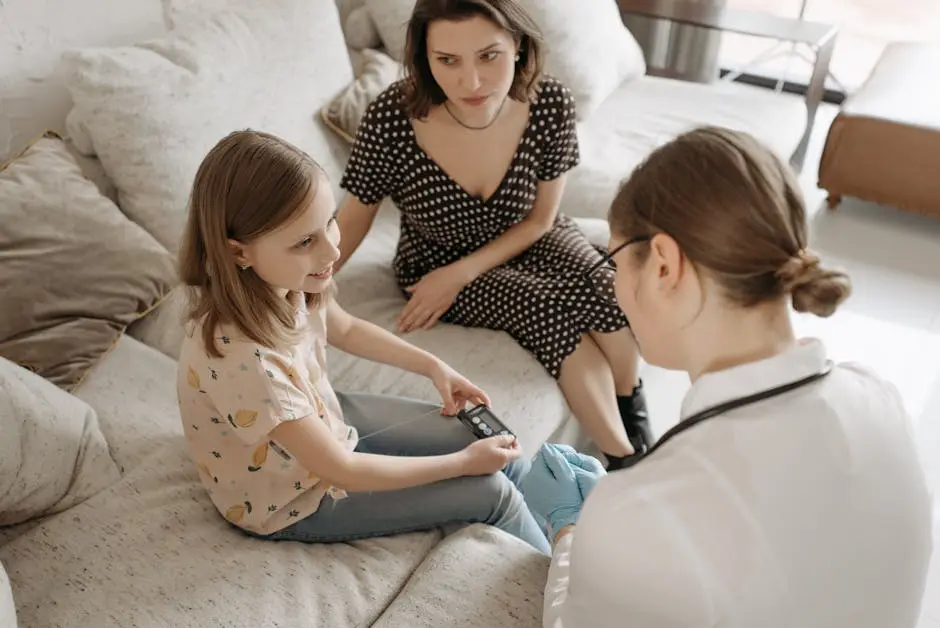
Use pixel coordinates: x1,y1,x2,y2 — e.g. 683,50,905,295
175,129,550,554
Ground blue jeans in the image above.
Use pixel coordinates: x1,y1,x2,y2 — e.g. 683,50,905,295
260,392,551,555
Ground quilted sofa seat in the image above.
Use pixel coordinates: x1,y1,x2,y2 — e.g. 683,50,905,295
0,334,551,627
566,75,808,221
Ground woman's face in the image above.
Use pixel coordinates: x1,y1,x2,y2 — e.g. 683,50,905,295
610,231,695,371
425,15,518,120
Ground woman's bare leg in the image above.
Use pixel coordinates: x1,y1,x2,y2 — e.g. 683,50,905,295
558,333,634,457
588,328,641,396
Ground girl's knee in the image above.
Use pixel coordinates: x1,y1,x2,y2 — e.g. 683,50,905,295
480,472,527,520
501,456,531,489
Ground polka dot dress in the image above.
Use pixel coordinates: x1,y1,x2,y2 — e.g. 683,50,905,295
339,76,629,379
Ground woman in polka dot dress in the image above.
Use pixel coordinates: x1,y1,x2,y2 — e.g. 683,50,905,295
335,0,651,469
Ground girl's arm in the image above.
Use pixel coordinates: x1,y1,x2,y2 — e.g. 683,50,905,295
334,195,381,272
326,298,441,376
270,412,464,492
270,410,519,492
452,176,568,283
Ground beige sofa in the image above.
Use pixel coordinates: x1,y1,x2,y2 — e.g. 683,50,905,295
0,0,808,626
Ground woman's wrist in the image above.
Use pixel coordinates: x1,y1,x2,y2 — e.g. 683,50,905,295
452,257,482,285
553,524,576,547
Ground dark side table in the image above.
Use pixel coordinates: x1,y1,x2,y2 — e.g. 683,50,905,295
617,0,839,171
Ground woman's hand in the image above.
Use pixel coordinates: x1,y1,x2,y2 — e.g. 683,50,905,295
552,444,607,499
522,444,607,536
428,360,491,416
397,264,471,333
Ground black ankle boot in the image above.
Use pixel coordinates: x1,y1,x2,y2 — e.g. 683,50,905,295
604,382,654,471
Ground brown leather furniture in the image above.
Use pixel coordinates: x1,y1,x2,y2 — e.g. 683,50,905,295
818,42,940,217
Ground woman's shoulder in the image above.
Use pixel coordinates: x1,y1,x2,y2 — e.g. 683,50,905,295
363,80,409,125
355,80,411,148
531,75,578,119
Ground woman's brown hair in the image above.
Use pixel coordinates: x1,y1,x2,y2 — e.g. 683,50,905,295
178,129,325,357
609,126,851,317
400,0,544,119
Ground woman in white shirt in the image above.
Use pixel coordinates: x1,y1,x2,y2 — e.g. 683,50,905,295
523,126,933,628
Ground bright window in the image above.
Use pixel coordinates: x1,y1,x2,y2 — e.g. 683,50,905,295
719,0,940,93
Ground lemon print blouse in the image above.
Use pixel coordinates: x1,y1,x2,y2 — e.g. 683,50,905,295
176,294,358,535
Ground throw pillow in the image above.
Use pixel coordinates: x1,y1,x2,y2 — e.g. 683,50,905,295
345,6,382,50
0,133,176,391
0,357,122,527
515,0,646,119
0,559,14,628
363,0,646,118
322,49,402,143
363,0,414,60
62,0,354,254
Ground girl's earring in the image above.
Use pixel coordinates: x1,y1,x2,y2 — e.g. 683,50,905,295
239,263,249,271
515,54,520,62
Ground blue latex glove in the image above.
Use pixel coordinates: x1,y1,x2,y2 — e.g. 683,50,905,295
550,445,607,500
522,444,601,536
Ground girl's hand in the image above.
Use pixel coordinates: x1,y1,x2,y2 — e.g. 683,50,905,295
428,360,490,416
460,435,520,475
397,264,471,333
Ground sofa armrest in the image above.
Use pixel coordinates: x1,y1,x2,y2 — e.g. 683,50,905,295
371,524,550,628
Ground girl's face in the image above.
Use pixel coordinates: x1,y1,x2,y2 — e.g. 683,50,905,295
610,231,701,372
426,15,518,120
231,177,340,296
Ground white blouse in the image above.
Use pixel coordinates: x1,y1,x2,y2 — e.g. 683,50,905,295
544,338,932,628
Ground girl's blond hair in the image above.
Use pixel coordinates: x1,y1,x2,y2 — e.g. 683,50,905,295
179,129,327,357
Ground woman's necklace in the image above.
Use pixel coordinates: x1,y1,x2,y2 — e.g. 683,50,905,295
443,95,509,131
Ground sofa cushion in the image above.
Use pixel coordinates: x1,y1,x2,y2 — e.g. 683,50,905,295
564,76,808,221
0,357,121,528
0,133,175,391
363,0,645,118
0,436,441,628
322,48,401,143
62,0,354,253
0,560,14,628
373,523,550,628
515,0,646,119
72,335,183,473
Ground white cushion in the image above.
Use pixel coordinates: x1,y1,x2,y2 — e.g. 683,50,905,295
0,560,15,628
564,76,808,221
0,358,121,527
363,0,645,118
345,5,382,50
0,437,440,628
362,0,414,60
372,524,549,627
515,0,646,119
62,0,354,254
72,335,184,473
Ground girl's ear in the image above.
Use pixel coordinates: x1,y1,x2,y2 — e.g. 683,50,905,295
228,239,249,268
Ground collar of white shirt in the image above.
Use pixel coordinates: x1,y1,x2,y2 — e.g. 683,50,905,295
679,337,828,421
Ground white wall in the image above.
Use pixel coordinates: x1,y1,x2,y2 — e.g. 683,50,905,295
0,0,167,161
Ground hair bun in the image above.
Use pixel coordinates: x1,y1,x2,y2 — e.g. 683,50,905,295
776,248,851,317
776,249,820,289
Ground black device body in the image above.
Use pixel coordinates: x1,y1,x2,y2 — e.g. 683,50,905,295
456,405,516,440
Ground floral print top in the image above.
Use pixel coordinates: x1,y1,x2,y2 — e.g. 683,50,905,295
176,294,358,535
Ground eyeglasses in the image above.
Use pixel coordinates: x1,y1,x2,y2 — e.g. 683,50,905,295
584,235,651,305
